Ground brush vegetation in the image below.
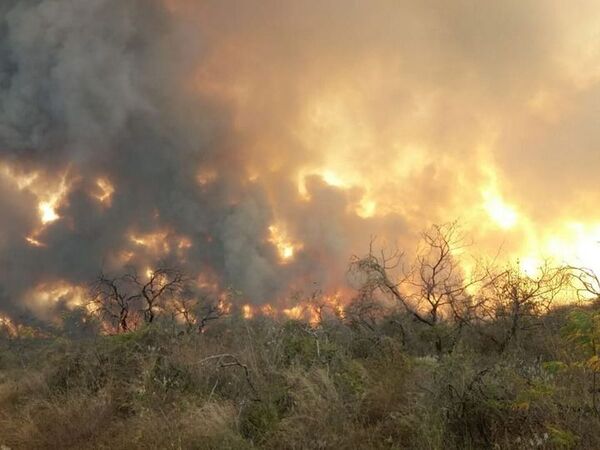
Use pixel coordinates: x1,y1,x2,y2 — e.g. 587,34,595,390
0,298,600,449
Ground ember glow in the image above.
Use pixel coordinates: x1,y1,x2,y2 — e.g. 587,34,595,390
0,314,18,337
93,178,115,206
35,170,72,225
268,224,302,263
1,0,600,324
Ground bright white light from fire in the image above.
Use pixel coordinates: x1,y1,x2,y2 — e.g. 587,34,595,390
483,189,518,230
39,201,59,224
242,304,253,319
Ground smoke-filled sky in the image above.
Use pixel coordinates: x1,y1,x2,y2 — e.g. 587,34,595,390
1,0,600,319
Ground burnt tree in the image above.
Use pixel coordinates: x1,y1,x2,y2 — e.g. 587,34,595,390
90,267,185,332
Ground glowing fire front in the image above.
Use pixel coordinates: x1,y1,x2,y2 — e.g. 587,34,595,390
3,0,600,330
237,293,346,325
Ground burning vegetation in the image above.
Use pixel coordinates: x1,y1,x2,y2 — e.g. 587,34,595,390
1,227,600,448
1,0,600,328
2,0,600,447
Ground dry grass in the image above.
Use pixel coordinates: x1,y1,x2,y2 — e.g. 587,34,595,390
0,309,599,449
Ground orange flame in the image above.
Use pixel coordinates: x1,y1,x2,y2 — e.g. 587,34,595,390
242,304,253,319
93,177,115,206
268,224,303,263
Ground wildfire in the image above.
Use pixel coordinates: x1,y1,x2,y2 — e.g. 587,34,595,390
233,292,348,324
325,294,345,319
5,0,600,328
24,281,88,319
118,250,135,263
178,237,192,250
0,163,39,189
38,171,72,225
282,305,303,320
218,294,233,314
1,161,74,226
1,162,79,251
482,189,518,230
356,198,377,219
242,304,253,319
517,222,600,277
268,224,303,263
93,178,115,206
0,314,18,337
130,231,171,254
297,168,350,200
129,230,193,259
518,256,544,277
39,201,59,224
196,272,221,294
25,235,46,247
197,168,218,186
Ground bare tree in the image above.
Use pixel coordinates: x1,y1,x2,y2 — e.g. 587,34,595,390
90,272,141,333
568,265,600,300
350,222,487,354
89,266,186,332
124,268,185,324
478,261,570,352
171,295,224,333
407,223,482,326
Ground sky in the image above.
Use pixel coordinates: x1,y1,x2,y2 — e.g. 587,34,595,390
1,0,600,321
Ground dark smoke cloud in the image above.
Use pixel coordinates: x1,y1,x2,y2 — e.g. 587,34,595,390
0,0,218,312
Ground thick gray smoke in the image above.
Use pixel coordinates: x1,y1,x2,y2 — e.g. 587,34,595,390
0,0,390,317
0,0,271,312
